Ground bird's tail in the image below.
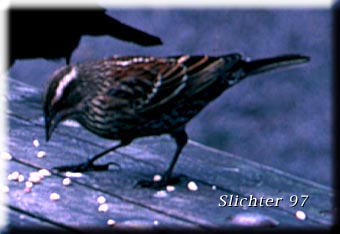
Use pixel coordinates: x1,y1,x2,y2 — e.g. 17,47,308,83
242,54,310,77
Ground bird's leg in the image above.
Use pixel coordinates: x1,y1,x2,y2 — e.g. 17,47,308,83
53,139,132,172
138,129,188,188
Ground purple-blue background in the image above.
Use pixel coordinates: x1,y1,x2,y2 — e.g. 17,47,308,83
9,9,332,187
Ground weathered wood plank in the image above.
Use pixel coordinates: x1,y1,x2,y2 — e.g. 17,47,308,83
7,116,332,228
1,205,71,232
6,149,196,231
6,78,334,230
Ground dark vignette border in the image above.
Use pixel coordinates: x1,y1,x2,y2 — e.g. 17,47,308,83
3,4,339,234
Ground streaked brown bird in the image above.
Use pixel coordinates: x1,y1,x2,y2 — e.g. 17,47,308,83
43,53,309,187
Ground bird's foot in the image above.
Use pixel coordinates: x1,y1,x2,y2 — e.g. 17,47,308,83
53,161,120,172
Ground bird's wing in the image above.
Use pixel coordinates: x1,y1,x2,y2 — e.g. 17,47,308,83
102,56,180,109
103,55,241,112
136,54,241,112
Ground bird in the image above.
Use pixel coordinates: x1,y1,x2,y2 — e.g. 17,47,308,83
9,8,162,66
43,53,310,188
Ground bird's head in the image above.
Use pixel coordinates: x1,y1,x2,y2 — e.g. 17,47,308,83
43,65,83,142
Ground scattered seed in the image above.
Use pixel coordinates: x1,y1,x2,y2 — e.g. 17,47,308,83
2,186,9,193
212,185,217,190
36,151,46,158
28,177,41,183
24,187,31,193
30,171,43,179
107,219,116,226
153,174,162,182
153,220,159,226
28,173,41,184
62,119,81,128
38,169,51,177
62,178,71,186
153,190,168,198
296,210,307,220
33,139,40,147
229,212,279,227
65,172,83,178
12,172,20,178
18,175,25,182
166,185,175,192
25,181,33,188
50,193,60,201
187,181,198,191
8,172,20,181
29,171,43,178
1,152,12,160
98,203,109,212
97,196,106,204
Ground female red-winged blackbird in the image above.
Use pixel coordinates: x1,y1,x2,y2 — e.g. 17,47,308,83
43,54,309,188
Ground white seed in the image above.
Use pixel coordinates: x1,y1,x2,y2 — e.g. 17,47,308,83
25,181,33,188
28,173,41,183
97,196,106,204
12,171,20,178
1,152,12,160
30,171,43,179
153,174,162,182
153,220,159,226
153,190,168,198
8,171,20,181
295,210,307,220
2,185,9,193
107,219,116,226
33,139,40,147
24,187,31,193
212,185,217,190
62,178,71,186
62,119,81,128
65,172,83,178
36,151,46,158
166,185,175,192
98,203,109,212
187,181,198,191
18,175,25,182
38,169,51,177
28,176,41,184
50,193,61,201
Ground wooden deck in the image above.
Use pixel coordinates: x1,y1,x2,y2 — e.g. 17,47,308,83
2,78,334,233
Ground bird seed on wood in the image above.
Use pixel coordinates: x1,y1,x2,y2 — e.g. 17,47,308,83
62,178,71,186
50,193,61,201
295,210,307,220
97,196,106,204
98,203,109,212
36,151,46,158
32,139,40,147
1,152,12,160
107,219,116,226
187,181,198,191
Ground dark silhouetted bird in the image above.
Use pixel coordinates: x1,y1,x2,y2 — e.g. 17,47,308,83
43,53,309,188
9,8,162,66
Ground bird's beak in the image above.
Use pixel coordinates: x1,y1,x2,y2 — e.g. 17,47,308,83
44,112,62,142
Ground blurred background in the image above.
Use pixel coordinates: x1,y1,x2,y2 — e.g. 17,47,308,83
8,9,332,187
